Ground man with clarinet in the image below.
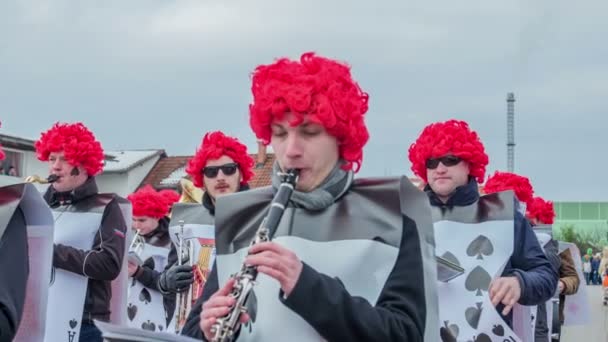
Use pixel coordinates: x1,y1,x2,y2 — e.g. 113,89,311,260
192,52,439,342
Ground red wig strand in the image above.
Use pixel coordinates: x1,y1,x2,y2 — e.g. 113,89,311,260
128,185,180,219
408,120,488,183
249,52,369,172
526,197,555,225
186,131,254,189
484,171,534,204
35,122,104,176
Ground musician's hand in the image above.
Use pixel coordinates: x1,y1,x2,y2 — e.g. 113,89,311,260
201,278,250,340
159,264,193,293
127,261,139,277
246,242,303,297
489,276,521,315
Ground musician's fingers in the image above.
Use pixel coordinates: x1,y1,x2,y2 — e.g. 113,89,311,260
257,265,288,284
246,253,289,275
175,271,193,280
174,264,194,273
214,277,236,297
249,241,289,256
201,317,216,331
239,312,251,324
203,295,235,311
490,281,508,307
201,318,216,340
201,306,232,320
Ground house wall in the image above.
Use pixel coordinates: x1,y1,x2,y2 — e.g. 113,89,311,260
96,155,161,198
126,156,160,193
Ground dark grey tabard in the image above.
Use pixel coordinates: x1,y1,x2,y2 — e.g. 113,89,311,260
214,176,438,341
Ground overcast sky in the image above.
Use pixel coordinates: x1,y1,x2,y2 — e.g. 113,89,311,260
1,0,606,201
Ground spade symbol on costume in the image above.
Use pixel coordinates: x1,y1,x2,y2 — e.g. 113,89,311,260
69,319,78,329
127,303,137,321
473,333,492,342
466,235,494,260
439,320,459,342
141,320,156,331
159,325,164,331
139,288,152,304
465,302,483,329
441,251,461,267
492,324,505,336
465,266,491,296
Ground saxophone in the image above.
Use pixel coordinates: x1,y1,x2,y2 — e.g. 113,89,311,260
25,174,59,184
174,219,195,333
211,169,299,342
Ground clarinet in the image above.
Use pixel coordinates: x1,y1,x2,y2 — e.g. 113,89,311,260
210,169,299,342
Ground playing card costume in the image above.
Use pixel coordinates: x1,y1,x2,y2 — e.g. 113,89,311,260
408,120,557,341
1,138,54,342
35,122,130,342
173,131,254,336
126,186,179,331
2,182,56,342
484,172,558,342
0,186,29,342
555,242,589,326
526,197,583,341
185,53,439,342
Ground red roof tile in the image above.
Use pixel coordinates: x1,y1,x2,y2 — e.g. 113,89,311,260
140,153,276,190
139,156,191,189
249,154,276,189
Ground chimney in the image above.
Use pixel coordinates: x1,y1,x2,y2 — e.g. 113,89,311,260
256,139,267,169
506,92,515,172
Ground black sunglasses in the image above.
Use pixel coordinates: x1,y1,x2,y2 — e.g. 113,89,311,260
203,163,238,178
425,155,462,169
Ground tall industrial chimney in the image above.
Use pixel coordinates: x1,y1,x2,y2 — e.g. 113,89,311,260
506,92,516,172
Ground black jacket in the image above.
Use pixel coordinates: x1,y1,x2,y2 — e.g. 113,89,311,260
0,207,28,342
534,238,560,341
45,177,127,322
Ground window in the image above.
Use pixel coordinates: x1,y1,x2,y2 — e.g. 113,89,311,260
0,149,24,177
558,202,580,220
580,202,600,220
600,203,608,220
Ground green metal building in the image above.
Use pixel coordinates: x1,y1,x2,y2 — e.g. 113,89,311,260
554,202,608,249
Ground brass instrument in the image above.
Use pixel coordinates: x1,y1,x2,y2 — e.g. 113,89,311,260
128,229,146,261
25,174,59,184
179,178,203,204
174,219,195,334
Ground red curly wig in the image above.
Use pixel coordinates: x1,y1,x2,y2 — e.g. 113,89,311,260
186,131,254,189
408,120,488,183
0,121,5,160
35,122,104,176
483,171,534,204
249,52,369,172
526,196,555,225
128,185,180,219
